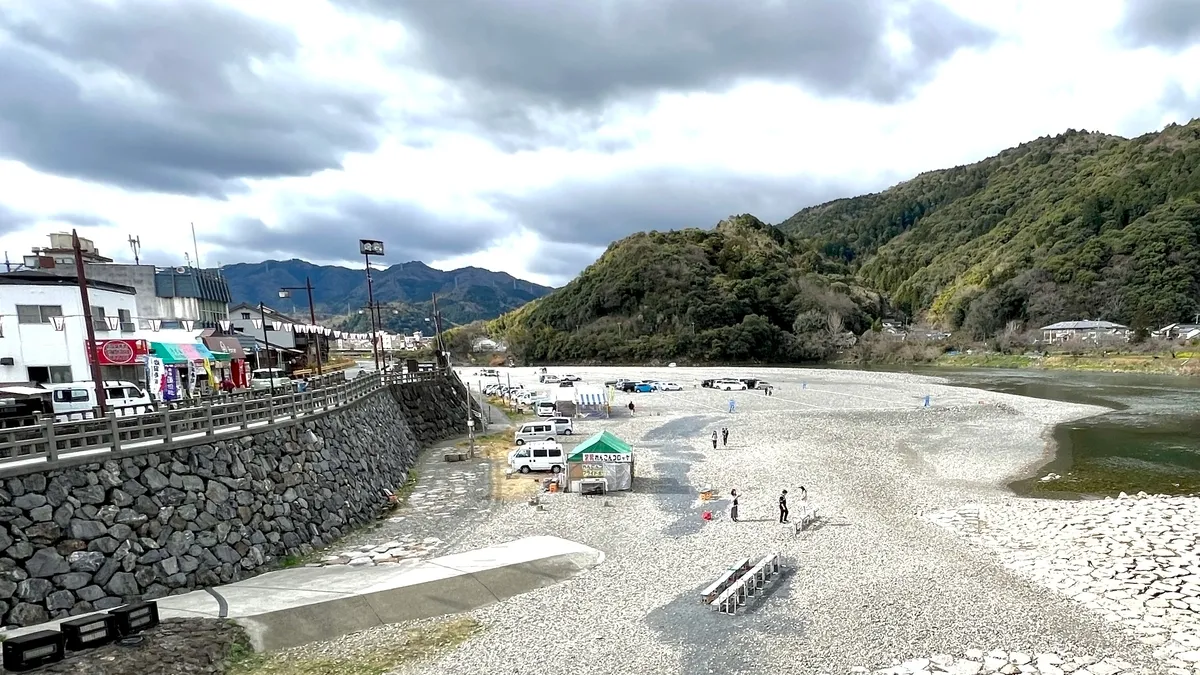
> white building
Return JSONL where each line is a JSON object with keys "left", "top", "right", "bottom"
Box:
{"left": 0, "top": 272, "right": 140, "bottom": 385}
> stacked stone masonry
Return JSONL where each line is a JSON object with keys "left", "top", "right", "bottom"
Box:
{"left": 0, "top": 375, "right": 473, "bottom": 627}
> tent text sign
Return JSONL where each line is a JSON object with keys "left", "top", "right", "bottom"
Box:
{"left": 579, "top": 452, "right": 631, "bottom": 463}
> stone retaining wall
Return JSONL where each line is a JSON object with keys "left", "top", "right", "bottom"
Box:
{"left": 0, "top": 375, "right": 473, "bottom": 628}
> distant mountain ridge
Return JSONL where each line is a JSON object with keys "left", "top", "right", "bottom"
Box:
{"left": 219, "top": 259, "right": 553, "bottom": 334}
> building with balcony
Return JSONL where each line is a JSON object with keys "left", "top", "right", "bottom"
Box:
{"left": 20, "top": 233, "right": 232, "bottom": 330}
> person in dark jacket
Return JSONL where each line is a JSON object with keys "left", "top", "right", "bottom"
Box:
{"left": 721, "top": 427, "right": 729, "bottom": 447}
{"left": 778, "top": 489, "right": 789, "bottom": 523}
{"left": 730, "top": 489, "right": 740, "bottom": 522}
{"left": 711, "top": 430, "right": 718, "bottom": 449}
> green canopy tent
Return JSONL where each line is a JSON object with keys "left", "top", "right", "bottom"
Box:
{"left": 565, "top": 430, "right": 634, "bottom": 493}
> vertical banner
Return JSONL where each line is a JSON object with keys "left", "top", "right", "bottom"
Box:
{"left": 146, "top": 357, "right": 165, "bottom": 400}
{"left": 187, "top": 360, "right": 198, "bottom": 397}
{"left": 164, "top": 367, "right": 180, "bottom": 401}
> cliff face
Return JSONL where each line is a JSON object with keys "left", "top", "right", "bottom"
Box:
{"left": 0, "top": 376, "right": 472, "bottom": 627}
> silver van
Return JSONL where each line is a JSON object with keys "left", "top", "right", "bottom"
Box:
{"left": 548, "top": 417, "right": 574, "bottom": 436}
{"left": 514, "top": 421, "right": 558, "bottom": 445}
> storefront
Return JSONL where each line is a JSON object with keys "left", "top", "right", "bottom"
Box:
{"left": 87, "top": 339, "right": 150, "bottom": 385}
{"left": 565, "top": 430, "right": 635, "bottom": 493}
{"left": 146, "top": 341, "right": 217, "bottom": 401}
{"left": 201, "top": 335, "right": 250, "bottom": 389}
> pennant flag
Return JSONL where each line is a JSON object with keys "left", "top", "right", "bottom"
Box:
{"left": 252, "top": 319, "right": 263, "bottom": 330}
{"left": 51, "top": 316, "right": 66, "bottom": 331}
{"left": 105, "top": 316, "right": 120, "bottom": 331}
{"left": 181, "top": 320, "right": 195, "bottom": 331}
{"left": 271, "top": 321, "right": 283, "bottom": 331}
{"left": 149, "top": 319, "right": 162, "bottom": 332}
{"left": 219, "top": 320, "right": 231, "bottom": 332}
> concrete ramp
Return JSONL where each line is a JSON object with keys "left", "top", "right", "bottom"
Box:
{"left": 155, "top": 535, "right": 603, "bottom": 651}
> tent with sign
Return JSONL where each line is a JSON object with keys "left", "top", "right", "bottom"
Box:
{"left": 573, "top": 385, "right": 610, "bottom": 418}
{"left": 565, "top": 430, "right": 634, "bottom": 493}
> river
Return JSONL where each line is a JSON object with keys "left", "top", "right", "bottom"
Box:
{"left": 910, "top": 367, "right": 1200, "bottom": 498}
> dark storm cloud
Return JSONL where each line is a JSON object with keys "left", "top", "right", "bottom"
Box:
{"left": 341, "top": 0, "right": 994, "bottom": 114}
{"left": 0, "top": 205, "right": 35, "bottom": 235}
{"left": 200, "top": 196, "right": 519, "bottom": 264}
{"left": 1117, "top": 0, "right": 1200, "bottom": 51}
{"left": 486, "top": 170, "right": 856, "bottom": 248}
{"left": 0, "top": 0, "right": 383, "bottom": 198}
{"left": 526, "top": 241, "right": 608, "bottom": 282}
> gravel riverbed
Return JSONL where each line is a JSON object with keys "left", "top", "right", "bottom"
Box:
{"left": 370, "top": 367, "right": 1173, "bottom": 674}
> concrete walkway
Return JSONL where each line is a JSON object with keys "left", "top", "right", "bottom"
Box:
{"left": 3, "top": 536, "right": 604, "bottom": 652}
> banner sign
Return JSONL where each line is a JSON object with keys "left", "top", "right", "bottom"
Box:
{"left": 146, "top": 357, "right": 165, "bottom": 400}
{"left": 579, "top": 453, "right": 631, "bottom": 463}
{"left": 164, "top": 367, "right": 180, "bottom": 401}
{"left": 89, "top": 339, "right": 149, "bottom": 366}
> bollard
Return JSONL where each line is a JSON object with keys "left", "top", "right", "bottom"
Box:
{"left": 923, "top": 394, "right": 931, "bottom": 407}
{"left": 802, "top": 382, "right": 806, "bottom": 389}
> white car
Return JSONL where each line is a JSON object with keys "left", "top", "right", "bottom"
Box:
{"left": 658, "top": 382, "right": 682, "bottom": 391}
{"left": 714, "top": 379, "right": 747, "bottom": 391}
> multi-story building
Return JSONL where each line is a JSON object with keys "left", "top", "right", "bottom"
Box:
{"left": 21, "top": 233, "right": 232, "bottom": 330}
{"left": 0, "top": 272, "right": 141, "bottom": 385}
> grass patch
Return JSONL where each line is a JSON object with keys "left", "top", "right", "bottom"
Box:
{"left": 278, "top": 554, "right": 307, "bottom": 569}
{"left": 227, "top": 617, "right": 483, "bottom": 675}
{"left": 394, "top": 469, "right": 420, "bottom": 505}
{"left": 465, "top": 431, "right": 541, "bottom": 501}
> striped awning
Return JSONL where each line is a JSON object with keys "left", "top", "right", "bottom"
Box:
{"left": 575, "top": 388, "right": 607, "bottom": 407}
{"left": 149, "top": 341, "right": 216, "bottom": 365}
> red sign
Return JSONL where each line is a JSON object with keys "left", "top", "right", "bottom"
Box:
{"left": 89, "top": 339, "right": 148, "bottom": 366}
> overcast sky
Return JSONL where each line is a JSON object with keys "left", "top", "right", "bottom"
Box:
{"left": 0, "top": 0, "right": 1197, "bottom": 286}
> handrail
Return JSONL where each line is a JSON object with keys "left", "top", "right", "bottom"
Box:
{"left": 0, "top": 369, "right": 449, "bottom": 473}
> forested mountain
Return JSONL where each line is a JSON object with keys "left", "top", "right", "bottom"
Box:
{"left": 780, "top": 120, "right": 1200, "bottom": 336}
{"left": 219, "top": 259, "right": 552, "bottom": 334}
{"left": 489, "top": 215, "right": 885, "bottom": 363}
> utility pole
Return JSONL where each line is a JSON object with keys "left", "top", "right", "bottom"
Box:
{"left": 278, "top": 277, "right": 322, "bottom": 377}
{"left": 73, "top": 230, "right": 108, "bottom": 415}
{"left": 258, "top": 303, "right": 276, "bottom": 390}
{"left": 190, "top": 222, "right": 201, "bottom": 269}
{"left": 127, "top": 235, "right": 141, "bottom": 265}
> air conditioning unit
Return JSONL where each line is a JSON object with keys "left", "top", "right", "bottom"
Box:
{"left": 0, "top": 357, "right": 14, "bottom": 366}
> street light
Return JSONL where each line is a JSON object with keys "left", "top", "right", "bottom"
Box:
{"left": 359, "top": 239, "right": 384, "bottom": 371}
{"left": 278, "top": 277, "right": 322, "bottom": 377}
{"left": 359, "top": 303, "right": 398, "bottom": 370}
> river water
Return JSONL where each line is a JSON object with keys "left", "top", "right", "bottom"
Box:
{"left": 915, "top": 368, "right": 1200, "bottom": 498}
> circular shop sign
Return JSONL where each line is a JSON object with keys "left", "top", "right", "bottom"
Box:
{"left": 102, "top": 340, "right": 136, "bottom": 364}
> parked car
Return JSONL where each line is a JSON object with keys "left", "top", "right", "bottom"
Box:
{"left": 535, "top": 401, "right": 556, "bottom": 417}
{"left": 658, "top": 382, "right": 682, "bottom": 391}
{"left": 508, "top": 440, "right": 566, "bottom": 474}
{"left": 700, "top": 379, "right": 715, "bottom": 389}
{"left": 250, "top": 368, "right": 296, "bottom": 393}
{"left": 713, "top": 378, "right": 747, "bottom": 391}
{"left": 548, "top": 417, "right": 574, "bottom": 435}
{"left": 50, "top": 380, "right": 152, "bottom": 420}
{"left": 619, "top": 381, "right": 640, "bottom": 392}
{"left": 540, "top": 374, "right": 560, "bottom": 383}
{"left": 633, "top": 382, "right": 654, "bottom": 393}
{"left": 558, "top": 380, "right": 575, "bottom": 388}
{"left": 754, "top": 381, "right": 772, "bottom": 390}
{"left": 561, "top": 374, "right": 582, "bottom": 382}
{"left": 739, "top": 378, "right": 759, "bottom": 390}
{"left": 514, "top": 421, "right": 558, "bottom": 445}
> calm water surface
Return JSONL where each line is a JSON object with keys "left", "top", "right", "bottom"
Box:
{"left": 919, "top": 368, "right": 1200, "bottom": 498}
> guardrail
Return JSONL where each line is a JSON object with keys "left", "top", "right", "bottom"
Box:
{"left": 0, "top": 370, "right": 445, "bottom": 472}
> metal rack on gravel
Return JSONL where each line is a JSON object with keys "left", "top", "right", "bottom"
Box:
{"left": 702, "top": 552, "right": 782, "bottom": 615}
{"left": 792, "top": 503, "right": 821, "bottom": 535}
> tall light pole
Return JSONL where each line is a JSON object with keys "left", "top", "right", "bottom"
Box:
{"left": 257, "top": 303, "right": 276, "bottom": 391}
{"left": 279, "top": 277, "right": 322, "bottom": 377}
{"left": 359, "top": 239, "right": 384, "bottom": 371}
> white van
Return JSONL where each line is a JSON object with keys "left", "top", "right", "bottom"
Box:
{"left": 514, "top": 421, "right": 558, "bottom": 445}
{"left": 535, "top": 401, "right": 556, "bottom": 417}
{"left": 250, "top": 368, "right": 293, "bottom": 392}
{"left": 508, "top": 440, "right": 566, "bottom": 474}
{"left": 548, "top": 417, "right": 574, "bottom": 435}
{"left": 50, "top": 381, "right": 153, "bottom": 420}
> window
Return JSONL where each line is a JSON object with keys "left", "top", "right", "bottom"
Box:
{"left": 118, "top": 309, "right": 134, "bottom": 332}
{"left": 548, "top": 448, "right": 562, "bottom": 458}
{"left": 241, "top": 312, "right": 251, "bottom": 320}
{"left": 49, "top": 366, "right": 73, "bottom": 383}
{"left": 16, "top": 305, "right": 62, "bottom": 324}
{"left": 92, "top": 305, "right": 107, "bottom": 331}
{"left": 533, "top": 448, "right": 548, "bottom": 458}
{"left": 52, "top": 388, "right": 90, "bottom": 403}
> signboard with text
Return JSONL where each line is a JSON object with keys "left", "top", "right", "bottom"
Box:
{"left": 579, "top": 452, "right": 631, "bottom": 463}
{"left": 88, "top": 339, "right": 148, "bottom": 366}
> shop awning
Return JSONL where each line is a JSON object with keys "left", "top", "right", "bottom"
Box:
{"left": 567, "top": 430, "right": 633, "bottom": 463}
{"left": 149, "top": 341, "right": 216, "bottom": 365}
{"left": 202, "top": 336, "right": 245, "bottom": 360}
{"left": 574, "top": 386, "right": 607, "bottom": 407}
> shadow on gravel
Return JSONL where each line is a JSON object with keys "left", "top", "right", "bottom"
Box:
{"left": 646, "top": 569, "right": 802, "bottom": 673}
{"left": 642, "top": 415, "right": 721, "bottom": 537}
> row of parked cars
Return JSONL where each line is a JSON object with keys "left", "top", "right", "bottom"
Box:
{"left": 701, "top": 377, "right": 770, "bottom": 391}
{"left": 605, "top": 378, "right": 683, "bottom": 393}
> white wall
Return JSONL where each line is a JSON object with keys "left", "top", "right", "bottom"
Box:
{"left": 0, "top": 284, "right": 139, "bottom": 384}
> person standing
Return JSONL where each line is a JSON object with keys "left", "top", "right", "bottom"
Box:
{"left": 778, "top": 490, "right": 789, "bottom": 523}
{"left": 728, "top": 398, "right": 736, "bottom": 413}
{"left": 628, "top": 401, "right": 635, "bottom": 417}
{"left": 721, "top": 427, "right": 729, "bottom": 447}
{"left": 711, "top": 430, "right": 718, "bottom": 449}
{"left": 730, "top": 489, "right": 740, "bottom": 522}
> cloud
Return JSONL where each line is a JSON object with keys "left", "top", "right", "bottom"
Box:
{"left": 0, "top": 0, "right": 384, "bottom": 198}
{"left": 1116, "top": 0, "right": 1200, "bottom": 51}
{"left": 487, "top": 169, "right": 857, "bottom": 248}
{"left": 342, "top": 0, "right": 994, "bottom": 149}
{"left": 200, "top": 195, "right": 519, "bottom": 264}
{"left": 0, "top": 204, "right": 35, "bottom": 235}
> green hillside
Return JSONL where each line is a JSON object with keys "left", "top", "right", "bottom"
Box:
{"left": 489, "top": 215, "right": 884, "bottom": 363}
{"left": 780, "top": 120, "right": 1200, "bottom": 336}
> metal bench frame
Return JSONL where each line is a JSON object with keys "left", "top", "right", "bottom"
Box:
{"left": 711, "top": 552, "right": 781, "bottom": 615}
{"left": 792, "top": 504, "right": 820, "bottom": 534}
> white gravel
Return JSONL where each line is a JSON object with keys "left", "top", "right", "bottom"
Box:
{"left": 376, "top": 366, "right": 1159, "bottom": 674}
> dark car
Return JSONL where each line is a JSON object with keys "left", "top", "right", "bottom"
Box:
{"left": 619, "top": 381, "right": 639, "bottom": 392}
{"left": 700, "top": 379, "right": 715, "bottom": 388}
{"left": 739, "top": 378, "right": 759, "bottom": 390}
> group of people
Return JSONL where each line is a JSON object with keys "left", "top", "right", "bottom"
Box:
{"left": 710, "top": 427, "right": 729, "bottom": 448}
{"left": 725, "top": 486, "right": 807, "bottom": 523}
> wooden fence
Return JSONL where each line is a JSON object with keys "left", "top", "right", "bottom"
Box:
{"left": 0, "top": 370, "right": 445, "bottom": 472}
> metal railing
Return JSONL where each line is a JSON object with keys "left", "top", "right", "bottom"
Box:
{"left": 0, "top": 370, "right": 446, "bottom": 472}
